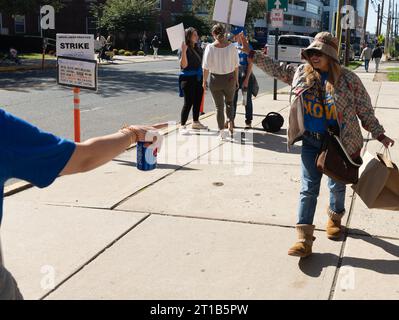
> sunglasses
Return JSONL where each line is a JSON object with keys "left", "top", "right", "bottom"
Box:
{"left": 306, "top": 49, "right": 324, "bottom": 57}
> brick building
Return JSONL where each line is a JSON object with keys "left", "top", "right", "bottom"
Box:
{"left": 0, "top": 0, "right": 188, "bottom": 45}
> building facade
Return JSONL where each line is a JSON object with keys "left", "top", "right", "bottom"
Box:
{"left": 0, "top": 0, "right": 186, "bottom": 39}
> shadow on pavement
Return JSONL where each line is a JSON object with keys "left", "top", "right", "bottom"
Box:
{"left": 298, "top": 228, "right": 399, "bottom": 277}
{"left": 113, "top": 159, "right": 199, "bottom": 171}
{"left": 0, "top": 68, "right": 178, "bottom": 96}
{"left": 250, "top": 131, "right": 301, "bottom": 154}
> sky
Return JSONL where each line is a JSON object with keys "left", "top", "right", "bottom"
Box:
{"left": 367, "top": 0, "right": 397, "bottom": 34}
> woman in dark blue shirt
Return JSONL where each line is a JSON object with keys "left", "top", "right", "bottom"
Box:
{"left": 0, "top": 109, "right": 165, "bottom": 299}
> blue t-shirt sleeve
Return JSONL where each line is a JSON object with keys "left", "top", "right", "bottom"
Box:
{"left": 0, "top": 109, "right": 76, "bottom": 188}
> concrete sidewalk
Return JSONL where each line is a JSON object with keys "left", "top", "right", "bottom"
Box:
{"left": 2, "top": 62, "right": 399, "bottom": 300}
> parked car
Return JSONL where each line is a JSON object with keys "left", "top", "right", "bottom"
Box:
{"left": 263, "top": 35, "right": 314, "bottom": 64}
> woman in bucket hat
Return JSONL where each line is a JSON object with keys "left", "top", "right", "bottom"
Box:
{"left": 240, "top": 32, "right": 394, "bottom": 258}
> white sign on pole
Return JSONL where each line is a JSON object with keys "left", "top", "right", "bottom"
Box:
{"left": 213, "top": 0, "right": 248, "bottom": 27}
{"left": 57, "top": 56, "right": 97, "bottom": 91}
{"left": 271, "top": 9, "right": 284, "bottom": 28}
{"left": 56, "top": 34, "right": 95, "bottom": 60}
{"left": 230, "top": 0, "right": 248, "bottom": 27}
{"left": 166, "top": 23, "right": 185, "bottom": 51}
{"left": 213, "top": 0, "right": 230, "bottom": 24}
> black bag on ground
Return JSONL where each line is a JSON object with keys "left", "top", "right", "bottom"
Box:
{"left": 262, "top": 112, "right": 284, "bottom": 133}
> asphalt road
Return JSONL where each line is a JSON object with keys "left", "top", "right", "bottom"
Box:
{"left": 0, "top": 59, "right": 287, "bottom": 141}
{"left": 1, "top": 59, "right": 287, "bottom": 187}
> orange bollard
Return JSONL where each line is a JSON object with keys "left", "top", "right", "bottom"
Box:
{"left": 200, "top": 91, "right": 205, "bottom": 114}
{"left": 73, "top": 87, "right": 81, "bottom": 142}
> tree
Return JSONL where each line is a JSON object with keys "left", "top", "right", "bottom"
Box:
{"left": 174, "top": 13, "right": 209, "bottom": 37}
{"left": 191, "top": 0, "right": 266, "bottom": 34}
{"left": 92, "top": 0, "right": 158, "bottom": 47}
{"left": 0, "top": 0, "right": 63, "bottom": 14}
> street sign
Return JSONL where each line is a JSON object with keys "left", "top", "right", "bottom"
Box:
{"left": 56, "top": 34, "right": 95, "bottom": 60}
{"left": 267, "top": 0, "right": 288, "bottom": 12}
{"left": 57, "top": 56, "right": 97, "bottom": 91}
{"left": 271, "top": 9, "right": 284, "bottom": 28}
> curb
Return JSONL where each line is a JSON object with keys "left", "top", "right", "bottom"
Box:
{"left": 3, "top": 87, "right": 288, "bottom": 197}
{"left": 4, "top": 181, "right": 33, "bottom": 197}
{"left": 0, "top": 64, "right": 57, "bottom": 73}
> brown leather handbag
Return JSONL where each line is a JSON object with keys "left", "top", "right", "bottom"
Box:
{"left": 315, "top": 85, "right": 362, "bottom": 185}
{"left": 316, "top": 129, "right": 363, "bottom": 184}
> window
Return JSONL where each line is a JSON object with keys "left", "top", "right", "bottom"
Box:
{"left": 183, "top": 0, "right": 192, "bottom": 11}
{"left": 155, "top": 0, "right": 161, "bottom": 9}
{"left": 306, "top": 3, "right": 320, "bottom": 15}
{"left": 14, "top": 15, "right": 26, "bottom": 34}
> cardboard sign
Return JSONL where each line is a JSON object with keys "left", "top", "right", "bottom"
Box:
{"left": 56, "top": 34, "right": 95, "bottom": 60}
{"left": 166, "top": 23, "right": 185, "bottom": 51}
{"left": 57, "top": 56, "right": 97, "bottom": 91}
{"left": 212, "top": 0, "right": 248, "bottom": 27}
{"left": 271, "top": 9, "right": 284, "bottom": 28}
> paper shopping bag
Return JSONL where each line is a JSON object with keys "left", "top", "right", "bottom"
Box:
{"left": 352, "top": 150, "right": 399, "bottom": 210}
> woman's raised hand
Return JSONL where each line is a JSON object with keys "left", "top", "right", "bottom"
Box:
{"left": 239, "top": 32, "right": 251, "bottom": 54}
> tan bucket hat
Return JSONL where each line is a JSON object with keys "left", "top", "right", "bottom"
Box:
{"left": 302, "top": 32, "right": 339, "bottom": 63}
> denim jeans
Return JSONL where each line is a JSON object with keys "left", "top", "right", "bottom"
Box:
{"left": 364, "top": 59, "right": 370, "bottom": 71}
{"left": 297, "top": 135, "right": 346, "bottom": 225}
{"left": 232, "top": 67, "right": 253, "bottom": 122}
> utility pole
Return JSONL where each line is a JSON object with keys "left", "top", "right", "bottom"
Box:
{"left": 336, "top": 0, "right": 345, "bottom": 59}
{"left": 363, "top": 0, "right": 370, "bottom": 45}
{"left": 377, "top": 4, "right": 381, "bottom": 36}
{"left": 344, "top": 1, "right": 351, "bottom": 66}
{"left": 380, "top": 0, "right": 385, "bottom": 39}
{"left": 385, "top": 0, "right": 391, "bottom": 57}
{"left": 396, "top": 2, "right": 398, "bottom": 37}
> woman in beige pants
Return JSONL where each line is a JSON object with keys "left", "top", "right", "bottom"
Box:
{"left": 202, "top": 24, "right": 239, "bottom": 139}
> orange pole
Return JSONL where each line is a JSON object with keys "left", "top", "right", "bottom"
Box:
{"left": 73, "top": 87, "right": 81, "bottom": 142}
{"left": 200, "top": 91, "right": 205, "bottom": 114}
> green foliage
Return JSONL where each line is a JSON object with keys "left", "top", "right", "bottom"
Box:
{"left": 0, "top": 0, "right": 63, "bottom": 14}
{"left": 124, "top": 51, "right": 132, "bottom": 56}
{"left": 377, "top": 34, "right": 385, "bottom": 45}
{"left": 91, "top": 0, "right": 157, "bottom": 34}
{"left": 113, "top": 48, "right": 118, "bottom": 54}
{"left": 174, "top": 13, "right": 210, "bottom": 37}
{"left": 118, "top": 49, "right": 125, "bottom": 55}
{"left": 137, "top": 51, "right": 145, "bottom": 56}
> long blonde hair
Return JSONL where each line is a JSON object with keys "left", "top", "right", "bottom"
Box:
{"left": 303, "top": 57, "right": 342, "bottom": 94}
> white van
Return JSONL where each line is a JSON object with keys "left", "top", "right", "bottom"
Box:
{"left": 264, "top": 35, "right": 314, "bottom": 64}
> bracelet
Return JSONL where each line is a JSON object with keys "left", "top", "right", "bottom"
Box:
{"left": 119, "top": 125, "right": 138, "bottom": 147}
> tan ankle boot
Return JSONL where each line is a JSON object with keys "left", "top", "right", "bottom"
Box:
{"left": 326, "top": 208, "right": 345, "bottom": 240}
{"left": 288, "top": 224, "right": 316, "bottom": 258}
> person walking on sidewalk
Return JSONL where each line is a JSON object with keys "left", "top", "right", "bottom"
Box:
{"left": 240, "top": 32, "right": 395, "bottom": 258}
{"left": 372, "top": 43, "right": 383, "bottom": 73}
{"left": 231, "top": 26, "right": 255, "bottom": 129}
{"left": 151, "top": 35, "right": 161, "bottom": 59}
{"left": 202, "top": 24, "right": 239, "bottom": 139}
{"left": 360, "top": 43, "right": 372, "bottom": 72}
{"left": 0, "top": 108, "right": 166, "bottom": 299}
{"left": 179, "top": 27, "right": 208, "bottom": 133}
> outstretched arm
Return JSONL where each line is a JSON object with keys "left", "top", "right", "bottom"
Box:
{"left": 61, "top": 124, "right": 167, "bottom": 175}
{"left": 239, "top": 33, "right": 296, "bottom": 86}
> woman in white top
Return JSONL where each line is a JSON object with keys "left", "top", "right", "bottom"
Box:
{"left": 202, "top": 24, "right": 239, "bottom": 139}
